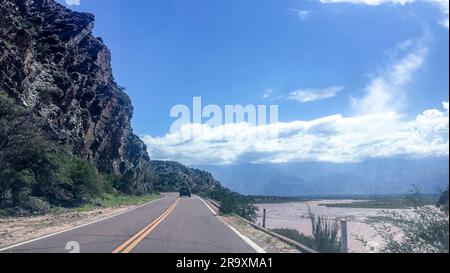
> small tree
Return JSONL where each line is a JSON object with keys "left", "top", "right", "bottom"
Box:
{"left": 362, "top": 191, "right": 449, "bottom": 253}
{"left": 0, "top": 93, "right": 44, "bottom": 173}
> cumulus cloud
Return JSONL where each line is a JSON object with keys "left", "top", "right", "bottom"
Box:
{"left": 142, "top": 102, "right": 449, "bottom": 165}
{"left": 289, "top": 86, "right": 345, "bottom": 103}
{"left": 319, "top": 0, "right": 449, "bottom": 29}
{"left": 351, "top": 39, "right": 428, "bottom": 114}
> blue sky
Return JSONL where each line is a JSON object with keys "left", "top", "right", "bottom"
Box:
{"left": 59, "top": 0, "right": 449, "bottom": 165}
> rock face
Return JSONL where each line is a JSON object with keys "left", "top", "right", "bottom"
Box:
{"left": 0, "top": 0, "right": 151, "bottom": 193}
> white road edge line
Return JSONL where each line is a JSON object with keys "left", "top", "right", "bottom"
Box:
{"left": 225, "top": 223, "right": 266, "bottom": 254}
{"left": 195, "top": 195, "right": 217, "bottom": 215}
{"left": 195, "top": 196, "right": 266, "bottom": 254}
{"left": 0, "top": 195, "right": 164, "bottom": 252}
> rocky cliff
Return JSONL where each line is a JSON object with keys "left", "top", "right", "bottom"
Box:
{"left": 0, "top": 0, "right": 151, "bottom": 193}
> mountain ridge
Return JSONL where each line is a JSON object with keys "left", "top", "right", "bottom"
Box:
{"left": 193, "top": 157, "right": 450, "bottom": 196}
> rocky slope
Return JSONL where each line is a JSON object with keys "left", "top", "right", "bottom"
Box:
{"left": 150, "top": 161, "right": 223, "bottom": 194}
{"left": 0, "top": 0, "right": 151, "bottom": 193}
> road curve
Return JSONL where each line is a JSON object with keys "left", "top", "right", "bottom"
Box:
{"left": 0, "top": 193, "right": 257, "bottom": 253}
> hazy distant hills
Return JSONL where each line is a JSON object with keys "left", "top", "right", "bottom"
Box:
{"left": 192, "top": 157, "right": 449, "bottom": 196}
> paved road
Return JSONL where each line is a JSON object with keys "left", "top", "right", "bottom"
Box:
{"left": 0, "top": 193, "right": 257, "bottom": 253}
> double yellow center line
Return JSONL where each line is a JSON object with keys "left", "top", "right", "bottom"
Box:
{"left": 113, "top": 198, "right": 181, "bottom": 253}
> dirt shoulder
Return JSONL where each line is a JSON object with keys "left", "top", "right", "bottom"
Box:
{"left": 219, "top": 215, "right": 299, "bottom": 253}
{"left": 0, "top": 196, "right": 161, "bottom": 249}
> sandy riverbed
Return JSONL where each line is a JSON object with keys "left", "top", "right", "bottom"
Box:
{"left": 256, "top": 200, "right": 407, "bottom": 253}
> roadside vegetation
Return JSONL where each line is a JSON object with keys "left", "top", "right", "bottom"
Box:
{"left": 50, "top": 194, "right": 160, "bottom": 214}
{"left": 0, "top": 93, "right": 156, "bottom": 217}
{"left": 270, "top": 208, "right": 341, "bottom": 253}
{"left": 205, "top": 187, "right": 258, "bottom": 222}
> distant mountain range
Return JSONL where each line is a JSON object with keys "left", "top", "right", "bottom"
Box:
{"left": 192, "top": 157, "right": 449, "bottom": 196}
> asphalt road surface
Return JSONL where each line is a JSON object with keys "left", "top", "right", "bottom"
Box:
{"left": 0, "top": 193, "right": 258, "bottom": 253}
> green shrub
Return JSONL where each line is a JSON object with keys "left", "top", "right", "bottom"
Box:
{"left": 362, "top": 190, "right": 449, "bottom": 253}
{"left": 207, "top": 188, "right": 258, "bottom": 222}
{"left": 308, "top": 207, "right": 341, "bottom": 253}
{"left": 23, "top": 197, "right": 51, "bottom": 214}
{"left": 1, "top": 168, "right": 36, "bottom": 207}
{"left": 68, "top": 158, "right": 102, "bottom": 203}
{"left": 0, "top": 93, "right": 128, "bottom": 214}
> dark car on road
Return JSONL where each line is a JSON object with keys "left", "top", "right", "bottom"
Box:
{"left": 179, "top": 187, "right": 192, "bottom": 198}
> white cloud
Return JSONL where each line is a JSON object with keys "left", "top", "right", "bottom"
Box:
{"left": 142, "top": 38, "right": 446, "bottom": 166}
{"left": 351, "top": 39, "right": 428, "bottom": 114}
{"left": 263, "top": 88, "right": 275, "bottom": 99}
{"left": 319, "top": 0, "right": 449, "bottom": 29}
{"left": 427, "top": 0, "right": 449, "bottom": 28}
{"left": 289, "top": 8, "right": 313, "bottom": 20}
{"left": 65, "top": 0, "right": 80, "bottom": 5}
{"left": 289, "top": 86, "right": 345, "bottom": 103}
{"left": 262, "top": 88, "right": 287, "bottom": 101}
{"left": 142, "top": 102, "right": 449, "bottom": 165}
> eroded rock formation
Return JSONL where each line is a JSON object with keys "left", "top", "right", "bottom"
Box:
{"left": 0, "top": 0, "right": 152, "bottom": 194}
